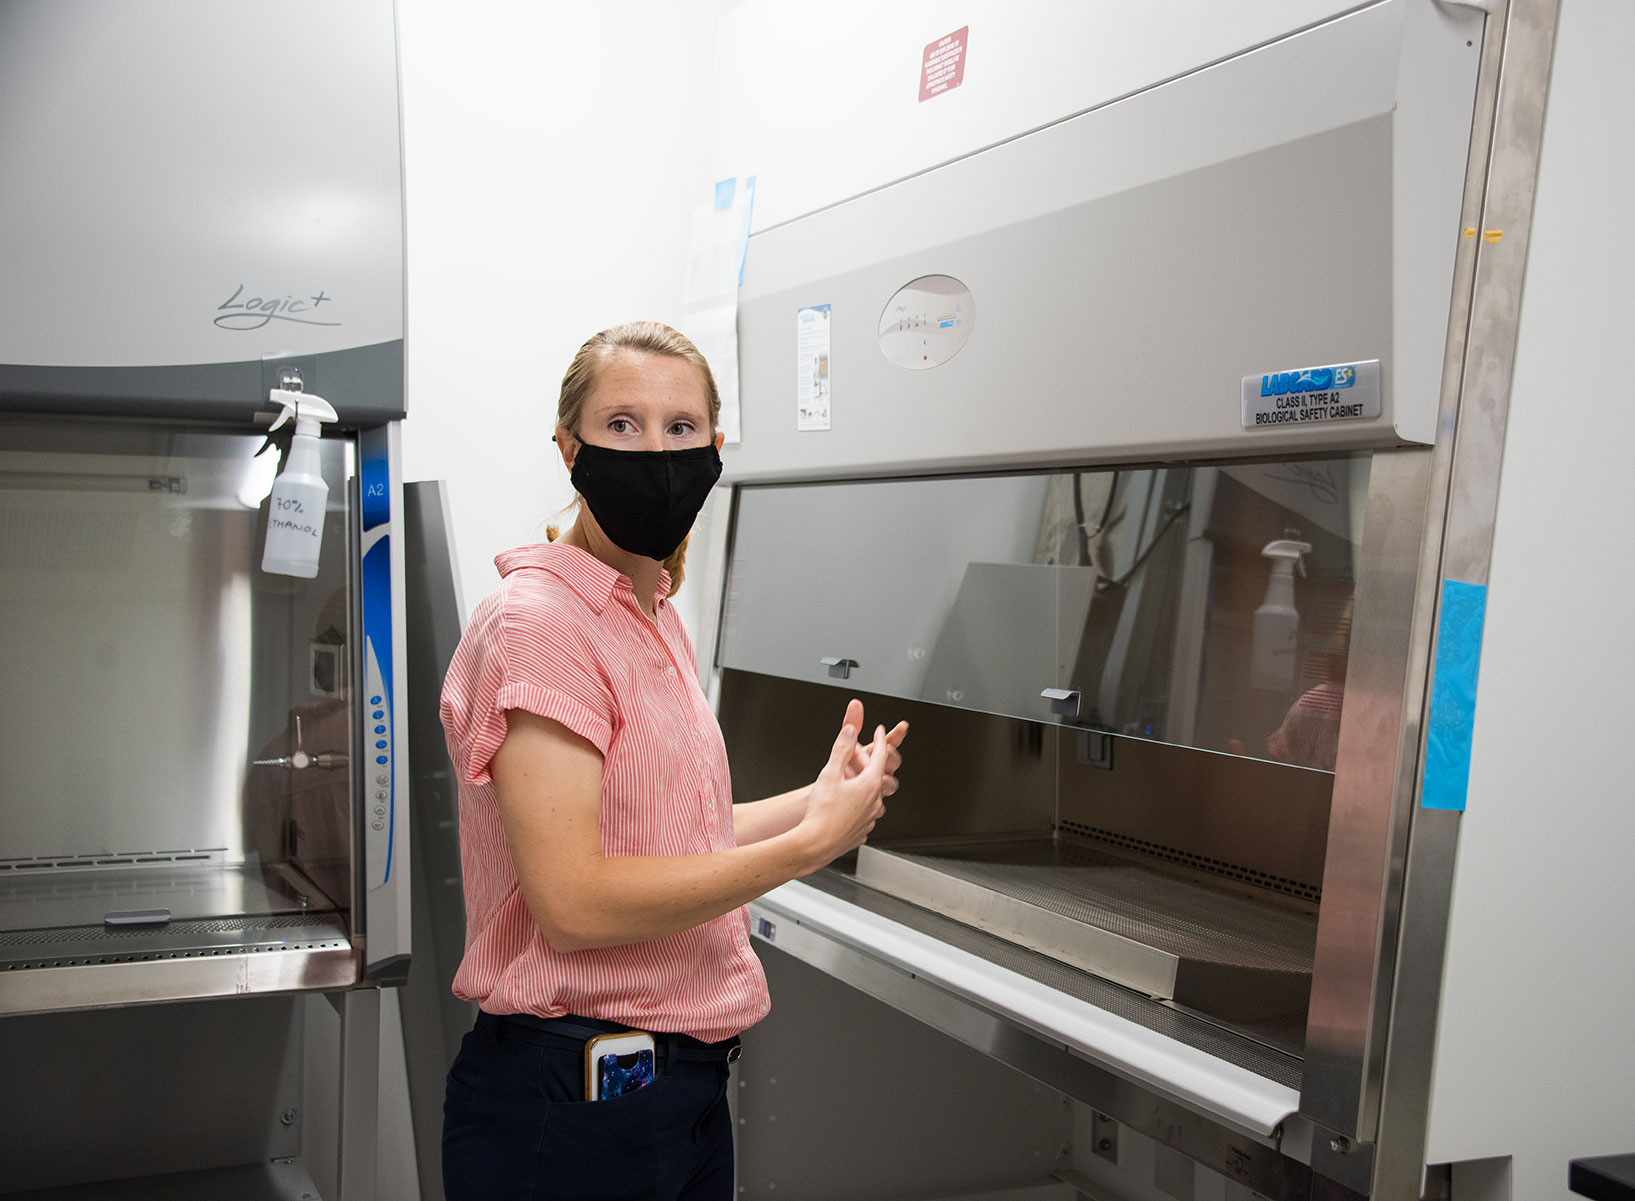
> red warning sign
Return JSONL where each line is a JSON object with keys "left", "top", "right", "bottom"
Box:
{"left": 919, "top": 26, "right": 968, "bottom": 103}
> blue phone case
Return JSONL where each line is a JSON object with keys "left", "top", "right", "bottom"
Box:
{"left": 597, "top": 1048, "right": 655, "bottom": 1100}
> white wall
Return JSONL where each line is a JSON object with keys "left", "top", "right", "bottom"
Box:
{"left": 383, "top": 8, "right": 740, "bottom": 1195}
{"left": 707, "top": 0, "right": 1356, "bottom": 234}
{"left": 1424, "top": 0, "right": 1635, "bottom": 1196}
{"left": 398, "top": 0, "right": 739, "bottom": 631}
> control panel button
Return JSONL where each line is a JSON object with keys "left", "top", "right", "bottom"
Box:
{"left": 376, "top": 755, "right": 388, "bottom": 765}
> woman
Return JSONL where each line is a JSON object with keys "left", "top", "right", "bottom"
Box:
{"left": 439, "top": 321, "right": 907, "bottom": 1200}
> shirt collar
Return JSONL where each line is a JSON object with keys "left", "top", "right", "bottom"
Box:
{"left": 494, "top": 542, "right": 670, "bottom": 615}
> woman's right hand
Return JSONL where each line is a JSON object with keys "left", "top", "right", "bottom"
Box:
{"left": 793, "top": 720, "right": 890, "bottom": 873}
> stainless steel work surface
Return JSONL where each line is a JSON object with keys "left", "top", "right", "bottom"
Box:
{"left": 0, "top": 861, "right": 330, "bottom": 931}
{"left": 856, "top": 837, "right": 1315, "bottom": 1027}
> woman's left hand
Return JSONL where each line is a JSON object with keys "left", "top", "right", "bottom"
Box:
{"left": 838, "top": 698, "right": 908, "bottom": 798}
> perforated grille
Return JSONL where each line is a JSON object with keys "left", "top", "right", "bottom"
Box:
{"left": 0, "top": 849, "right": 226, "bottom": 872}
{"left": 0, "top": 913, "right": 339, "bottom": 948}
{"left": 1060, "top": 820, "right": 1322, "bottom": 904}
{"left": 1, "top": 939, "right": 350, "bottom": 972}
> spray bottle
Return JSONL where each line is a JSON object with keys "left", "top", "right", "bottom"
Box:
{"left": 261, "top": 387, "right": 339, "bottom": 578}
{"left": 1250, "top": 537, "right": 1312, "bottom": 691}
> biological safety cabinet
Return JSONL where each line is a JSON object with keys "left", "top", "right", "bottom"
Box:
{"left": 704, "top": 1, "right": 1635, "bottom": 1198}
{"left": 0, "top": 3, "right": 409, "bottom": 1197}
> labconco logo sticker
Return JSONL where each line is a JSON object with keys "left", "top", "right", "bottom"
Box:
{"left": 1242, "top": 360, "right": 1380, "bottom": 429}
{"left": 1259, "top": 364, "right": 1357, "bottom": 397}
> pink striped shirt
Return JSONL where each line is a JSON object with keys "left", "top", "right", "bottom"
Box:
{"left": 439, "top": 542, "right": 770, "bottom": 1042}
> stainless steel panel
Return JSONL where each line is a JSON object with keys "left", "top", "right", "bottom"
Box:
{"left": 1372, "top": 1, "right": 1562, "bottom": 1195}
{"left": 0, "top": 943, "right": 355, "bottom": 1015}
{"left": 1300, "top": 448, "right": 1432, "bottom": 1143}
{"left": 857, "top": 840, "right": 1183, "bottom": 1001}
{"left": 1056, "top": 733, "right": 1333, "bottom": 906}
{"left": 858, "top": 837, "right": 1315, "bottom": 1026}
{"left": 1302, "top": 0, "right": 1559, "bottom": 1167}
{"left": 0, "top": 417, "right": 355, "bottom": 873}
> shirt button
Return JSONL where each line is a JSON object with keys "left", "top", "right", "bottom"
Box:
{"left": 664, "top": 665, "right": 677, "bottom": 678}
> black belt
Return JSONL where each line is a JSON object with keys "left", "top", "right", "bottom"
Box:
{"left": 480, "top": 1009, "right": 743, "bottom": 1064}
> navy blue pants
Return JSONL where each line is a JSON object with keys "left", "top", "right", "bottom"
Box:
{"left": 443, "top": 1011, "right": 738, "bottom": 1201}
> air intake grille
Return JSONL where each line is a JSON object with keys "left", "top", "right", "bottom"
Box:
{"left": 2, "top": 939, "right": 350, "bottom": 972}
{"left": 1060, "top": 820, "right": 1322, "bottom": 904}
{"left": 0, "top": 914, "right": 340, "bottom": 948}
{"left": 0, "top": 849, "right": 225, "bottom": 872}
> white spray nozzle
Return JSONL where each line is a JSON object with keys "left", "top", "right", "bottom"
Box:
{"left": 267, "top": 388, "right": 340, "bottom": 436}
{"left": 1261, "top": 539, "right": 1312, "bottom": 576}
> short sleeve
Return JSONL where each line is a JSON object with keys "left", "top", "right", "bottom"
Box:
{"left": 439, "top": 582, "right": 615, "bottom": 787}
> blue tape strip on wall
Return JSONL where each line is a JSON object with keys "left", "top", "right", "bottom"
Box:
{"left": 1421, "top": 579, "right": 1488, "bottom": 811}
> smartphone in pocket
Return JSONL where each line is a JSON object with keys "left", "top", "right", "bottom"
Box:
{"left": 584, "top": 1030, "right": 656, "bottom": 1101}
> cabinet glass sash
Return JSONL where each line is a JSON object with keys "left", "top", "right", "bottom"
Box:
{"left": 719, "top": 456, "right": 1369, "bottom": 770}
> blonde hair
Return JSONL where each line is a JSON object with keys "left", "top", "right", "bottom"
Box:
{"left": 546, "top": 322, "right": 721, "bottom": 596}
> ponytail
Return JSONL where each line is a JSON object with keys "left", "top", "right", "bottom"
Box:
{"left": 661, "top": 533, "right": 689, "bottom": 598}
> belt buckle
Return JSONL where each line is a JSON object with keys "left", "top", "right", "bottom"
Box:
{"left": 726, "top": 1044, "right": 742, "bottom": 1064}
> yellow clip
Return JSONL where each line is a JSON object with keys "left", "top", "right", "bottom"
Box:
{"left": 1464, "top": 227, "right": 1477, "bottom": 238}
{"left": 1483, "top": 229, "right": 1503, "bottom": 243}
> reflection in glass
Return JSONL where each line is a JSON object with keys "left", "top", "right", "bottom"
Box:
{"left": 720, "top": 455, "right": 1369, "bottom": 770}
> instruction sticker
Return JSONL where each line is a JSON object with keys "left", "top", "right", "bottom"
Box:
{"left": 797, "top": 304, "right": 831, "bottom": 431}
{"left": 1241, "top": 360, "right": 1381, "bottom": 429}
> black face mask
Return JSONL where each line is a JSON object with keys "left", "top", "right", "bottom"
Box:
{"left": 569, "top": 440, "right": 723, "bottom": 562}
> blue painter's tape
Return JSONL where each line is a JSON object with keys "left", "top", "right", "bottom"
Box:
{"left": 1422, "top": 579, "right": 1488, "bottom": 810}
{"left": 714, "top": 177, "right": 736, "bottom": 210}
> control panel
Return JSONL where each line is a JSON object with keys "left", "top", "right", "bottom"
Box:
{"left": 877, "top": 274, "right": 975, "bottom": 370}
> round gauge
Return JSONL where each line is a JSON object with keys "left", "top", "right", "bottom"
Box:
{"left": 877, "top": 275, "right": 974, "bottom": 370}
